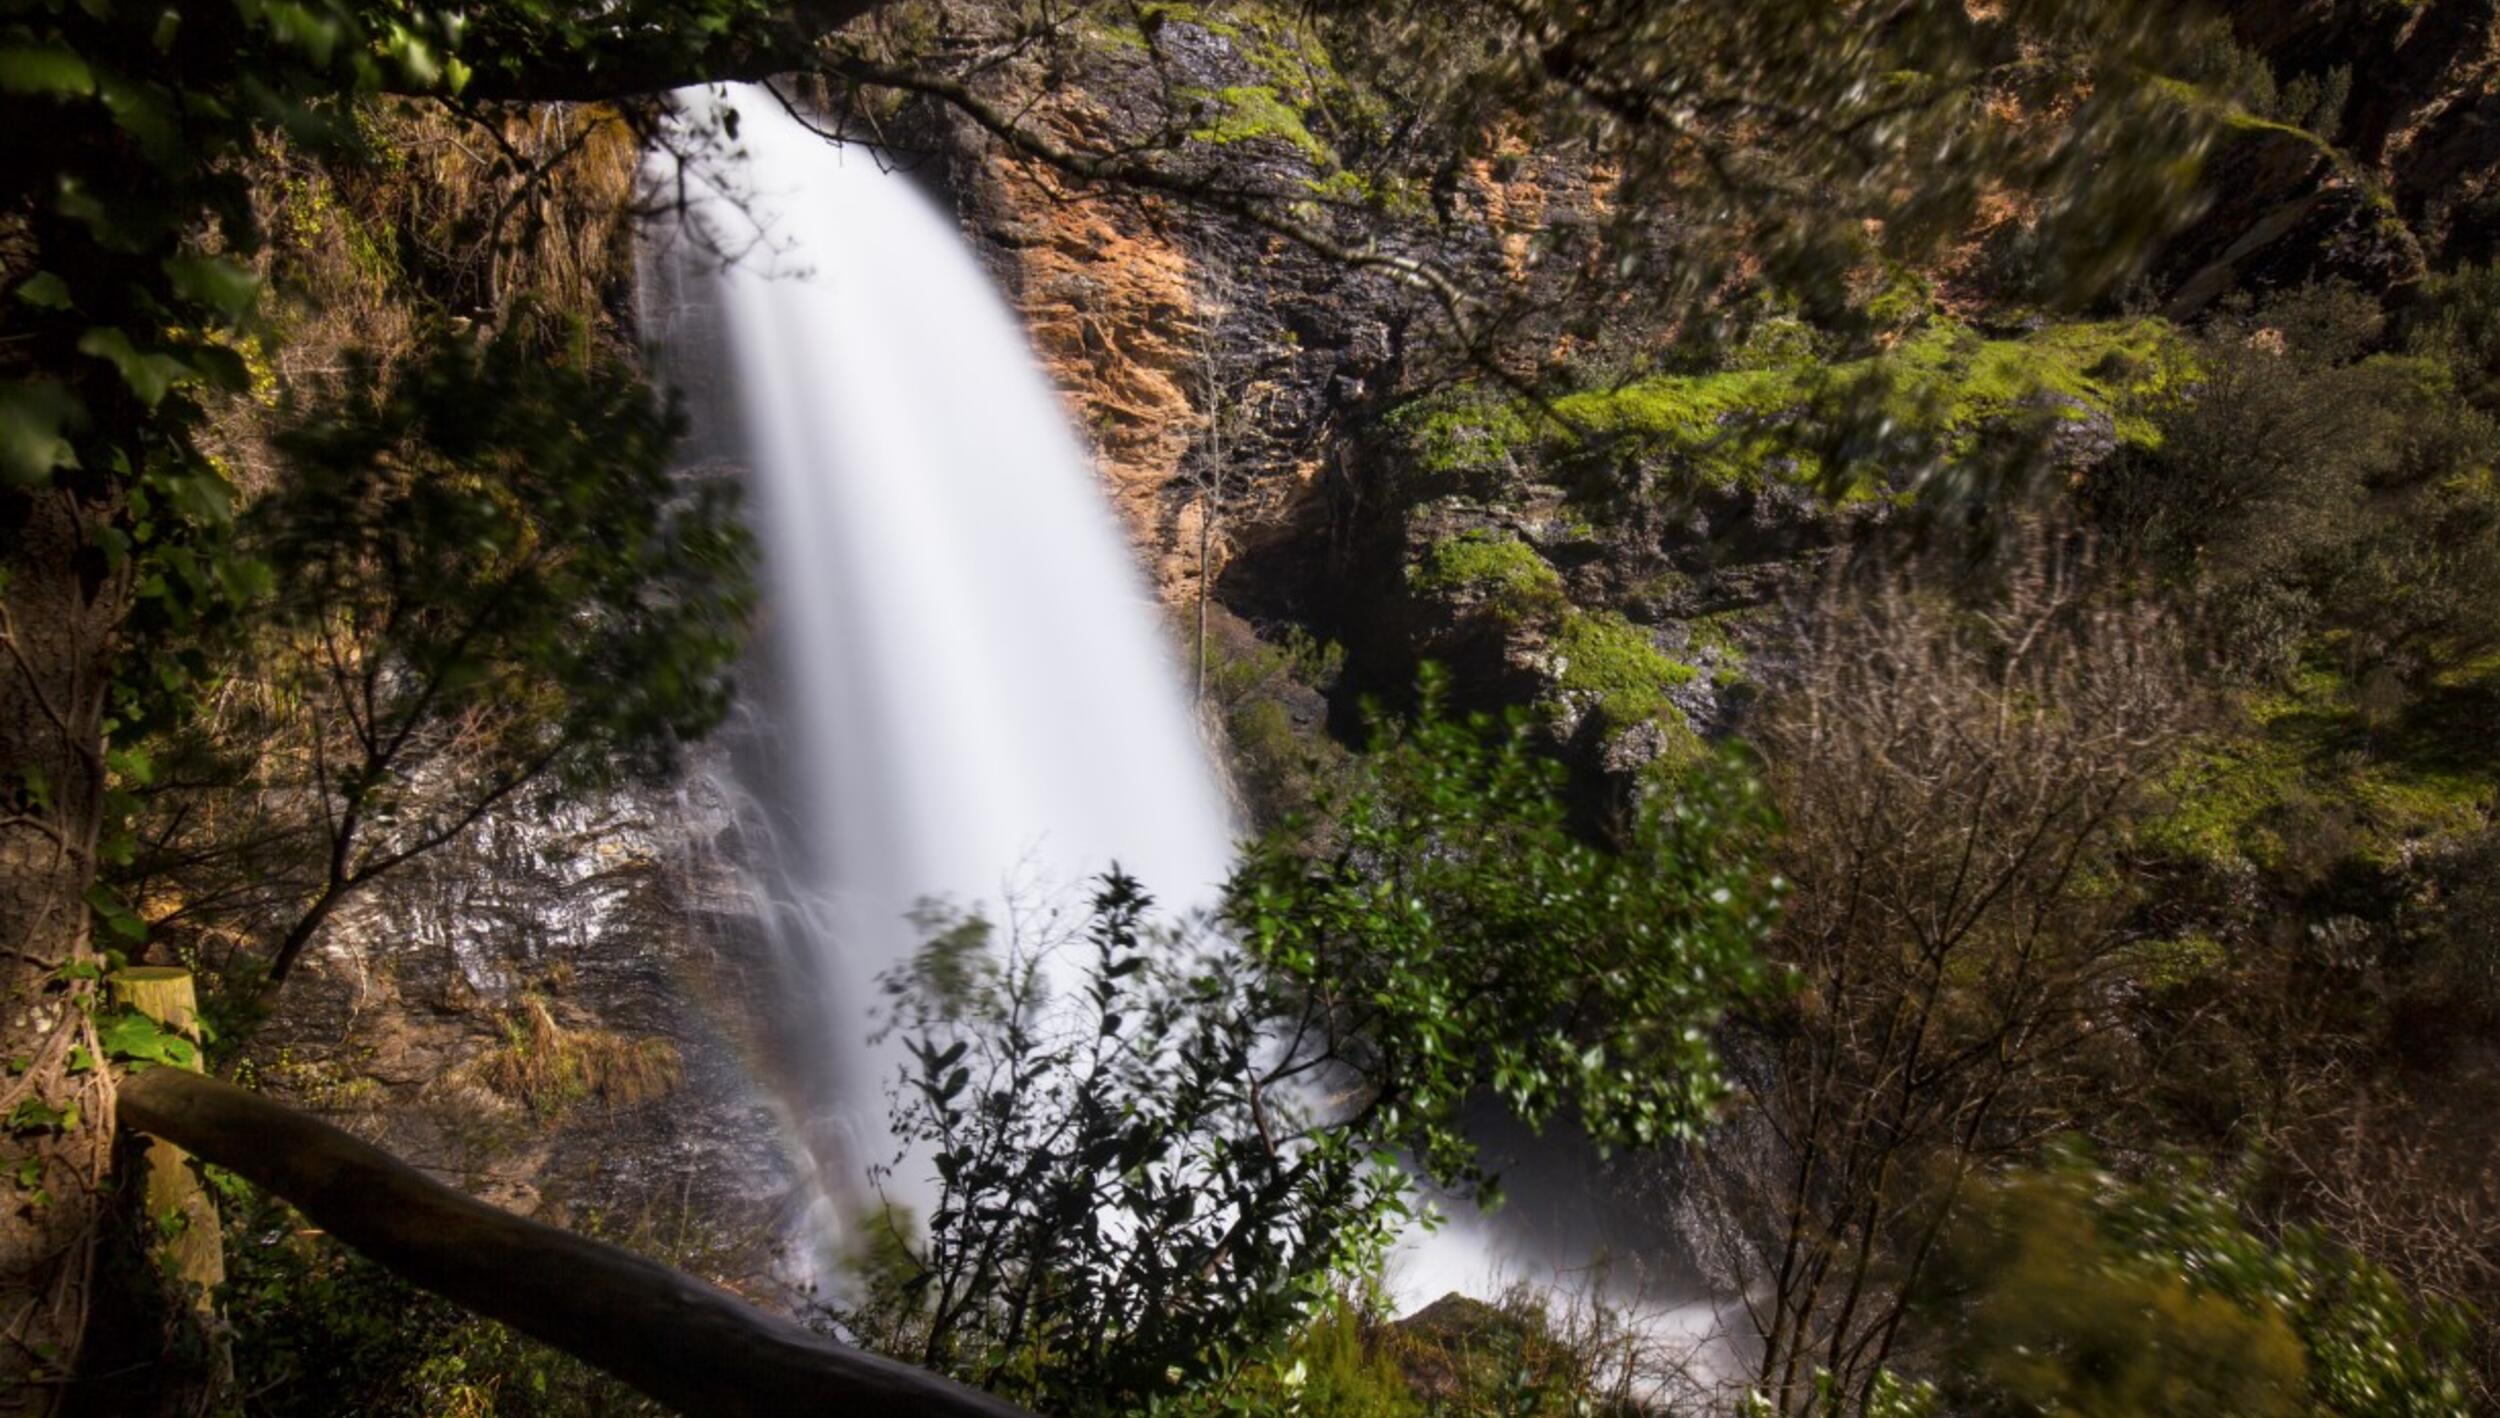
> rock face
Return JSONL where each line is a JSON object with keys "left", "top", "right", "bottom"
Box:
{"left": 244, "top": 764, "right": 797, "bottom": 1274}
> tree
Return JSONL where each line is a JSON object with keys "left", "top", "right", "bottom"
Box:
{"left": 1701, "top": 525, "right": 2190, "bottom": 1416}
{"left": 116, "top": 325, "right": 747, "bottom": 991}
{"left": 2088, "top": 283, "right": 2500, "bottom": 691}
{"left": 1229, "top": 673, "right": 1785, "bottom": 1195}
{"left": 846, "top": 874, "right": 1405, "bottom": 1412}
{"left": 1182, "top": 258, "right": 1286, "bottom": 708}
{"left": 850, "top": 688, "right": 1781, "bottom": 1411}
{"left": 0, "top": 3, "right": 474, "bottom": 1393}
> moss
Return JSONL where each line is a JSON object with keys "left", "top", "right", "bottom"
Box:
{"left": 2129, "top": 932, "right": 2231, "bottom": 990}
{"left": 1184, "top": 83, "right": 1331, "bottom": 164}
{"left": 1414, "top": 317, "right": 2191, "bottom": 501}
{"left": 1689, "top": 612, "right": 1753, "bottom": 690}
{"left": 1408, "top": 529, "right": 1567, "bottom": 624}
{"left": 1385, "top": 386, "right": 1541, "bottom": 489}
{"left": 1380, "top": 314, "right": 2198, "bottom": 556}
{"left": 2146, "top": 73, "right": 2344, "bottom": 158}
{"left": 2140, "top": 656, "right": 2500, "bottom": 873}
{"left": 1881, "top": 317, "right": 2191, "bottom": 447}
{"left": 1550, "top": 609, "right": 1696, "bottom": 730}
{"left": 1862, "top": 266, "right": 1934, "bottom": 332}
{"left": 468, "top": 998, "right": 683, "bottom": 1116}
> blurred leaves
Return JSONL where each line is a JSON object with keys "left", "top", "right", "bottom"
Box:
{"left": 1229, "top": 667, "right": 1786, "bottom": 1197}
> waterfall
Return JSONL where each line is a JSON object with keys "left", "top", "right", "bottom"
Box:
{"left": 639, "top": 85, "right": 1738, "bottom": 1384}
{"left": 639, "top": 85, "right": 1237, "bottom": 1258}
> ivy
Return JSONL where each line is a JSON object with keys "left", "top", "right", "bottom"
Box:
{"left": 96, "top": 1009, "right": 200, "bottom": 1073}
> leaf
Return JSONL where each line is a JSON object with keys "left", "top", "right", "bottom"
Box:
{"left": 97, "top": 1009, "right": 199, "bottom": 1071}
{"left": 0, "top": 382, "right": 84, "bottom": 485}
{"left": 78, "top": 328, "right": 193, "bottom": 409}
{"left": 164, "top": 256, "right": 262, "bottom": 322}
{"left": 83, "top": 883, "right": 146, "bottom": 942}
{"left": 13, "top": 273, "right": 71, "bottom": 310}
{"left": 0, "top": 48, "right": 95, "bottom": 97}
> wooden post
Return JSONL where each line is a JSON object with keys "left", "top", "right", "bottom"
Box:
{"left": 108, "top": 968, "right": 225, "bottom": 1313}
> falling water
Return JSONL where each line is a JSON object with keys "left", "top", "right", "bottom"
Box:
{"left": 640, "top": 85, "right": 1237, "bottom": 1256}
{"left": 640, "top": 84, "right": 1740, "bottom": 1384}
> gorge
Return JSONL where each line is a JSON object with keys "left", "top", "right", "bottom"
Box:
{"left": 6, "top": 3, "right": 2497, "bottom": 1413}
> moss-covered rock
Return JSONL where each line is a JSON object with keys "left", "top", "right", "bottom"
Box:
{"left": 1183, "top": 83, "right": 1331, "bottom": 163}
{"left": 2140, "top": 656, "right": 2500, "bottom": 875}
{"left": 1553, "top": 317, "right": 2189, "bottom": 490}
{"left": 1385, "top": 385, "right": 1541, "bottom": 494}
{"left": 1547, "top": 609, "right": 1698, "bottom": 734}
{"left": 1387, "top": 317, "right": 2190, "bottom": 502}
{"left": 1407, "top": 527, "right": 1568, "bottom": 626}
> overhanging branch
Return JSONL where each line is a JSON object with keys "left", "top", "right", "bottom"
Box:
{"left": 116, "top": 1067, "right": 1033, "bottom": 1418}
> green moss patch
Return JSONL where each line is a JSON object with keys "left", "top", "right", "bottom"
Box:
{"left": 1385, "top": 386, "right": 1541, "bottom": 490}
{"left": 1550, "top": 610, "right": 1697, "bottom": 730}
{"left": 1408, "top": 528, "right": 1567, "bottom": 625}
{"left": 1391, "top": 318, "right": 2190, "bottom": 499}
{"left": 1184, "top": 83, "right": 1331, "bottom": 164}
{"left": 2141, "top": 657, "right": 2500, "bottom": 873}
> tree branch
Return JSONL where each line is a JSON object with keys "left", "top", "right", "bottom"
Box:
{"left": 116, "top": 1066, "right": 1035, "bottom": 1418}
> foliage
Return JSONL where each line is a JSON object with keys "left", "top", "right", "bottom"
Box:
{"left": 2089, "top": 284, "right": 2500, "bottom": 691}
{"left": 465, "top": 997, "right": 682, "bottom": 1118}
{"left": 1229, "top": 669, "right": 1784, "bottom": 1195}
{"left": 846, "top": 873, "right": 1411, "bottom": 1412}
{"left": 262, "top": 323, "right": 746, "bottom": 792}
{"left": 850, "top": 682, "right": 1779, "bottom": 1409}
{"left": 1921, "top": 1155, "right": 2475, "bottom": 1418}
{"left": 1156, "top": 1290, "right": 1639, "bottom": 1418}
{"left": 2137, "top": 655, "right": 2499, "bottom": 878}
{"left": 106, "top": 321, "right": 751, "bottom": 985}
{"left": 1313, "top": 0, "right": 2215, "bottom": 336}
{"left": 1203, "top": 626, "right": 1350, "bottom": 829}
{"left": 213, "top": 1181, "right": 661, "bottom": 1417}
{"left": 1712, "top": 527, "right": 2192, "bottom": 1416}
{"left": 1166, "top": 1302, "right": 1428, "bottom": 1418}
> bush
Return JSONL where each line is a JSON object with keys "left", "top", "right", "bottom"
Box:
{"left": 1921, "top": 1156, "right": 2475, "bottom": 1418}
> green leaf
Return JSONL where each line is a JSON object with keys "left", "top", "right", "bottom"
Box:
{"left": 82, "top": 883, "right": 147, "bottom": 943}
{"left": 77, "top": 328, "right": 193, "bottom": 409}
{"left": 14, "top": 273, "right": 71, "bottom": 310}
{"left": 0, "top": 48, "right": 96, "bottom": 97}
{"left": 97, "top": 1010, "right": 199, "bottom": 1071}
{"left": 0, "top": 382, "right": 84, "bottom": 485}
{"left": 164, "top": 256, "right": 262, "bottom": 322}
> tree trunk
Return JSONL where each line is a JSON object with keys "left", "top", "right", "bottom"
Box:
{"left": 116, "top": 1067, "right": 1036, "bottom": 1418}
{"left": 0, "top": 484, "right": 123, "bottom": 1416}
